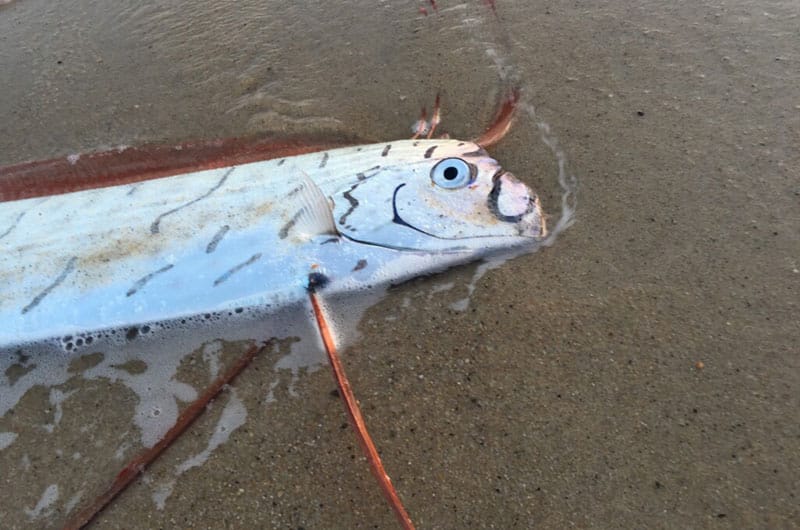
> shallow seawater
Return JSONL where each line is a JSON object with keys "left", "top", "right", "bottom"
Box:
{"left": 2, "top": 0, "right": 799, "bottom": 529}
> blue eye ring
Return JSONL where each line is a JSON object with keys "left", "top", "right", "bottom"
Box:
{"left": 430, "top": 158, "right": 475, "bottom": 189}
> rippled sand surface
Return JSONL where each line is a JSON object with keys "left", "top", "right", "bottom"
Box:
{"left": 1, "top": 1, "right": 798, "bottom": 528}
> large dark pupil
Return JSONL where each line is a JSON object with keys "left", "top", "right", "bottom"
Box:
{"left": 443, "top": 166, "right": 459, "bottom": 180}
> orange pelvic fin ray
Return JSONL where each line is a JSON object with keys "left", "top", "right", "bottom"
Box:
{"left": 308, "top": 283, "right": 415, "bottom": 530}
{"left": 474, "top": 88, "right": 520, "bottom": 148}
{"left": 62, "top": 342, "right": 265, "bottom": 530}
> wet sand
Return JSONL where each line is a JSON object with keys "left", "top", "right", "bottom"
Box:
{"left": 1, "top": 1, "right": 798, "bottom": 528}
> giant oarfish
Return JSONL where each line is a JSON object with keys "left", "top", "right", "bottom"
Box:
{"left": 0, "top": 137, "right": 545, "bottom": 351}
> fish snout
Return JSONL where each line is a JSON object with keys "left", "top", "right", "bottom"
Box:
{"left": 488, "top": 172, "right": 546, "bottom": 237}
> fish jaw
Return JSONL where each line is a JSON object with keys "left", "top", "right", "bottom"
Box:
{"left": 488, "top": 171, "right": 547, "bottom": 240}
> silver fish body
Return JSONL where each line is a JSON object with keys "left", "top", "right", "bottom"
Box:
{"left": 0, "top": 139, "right": 544, "bottom": 349}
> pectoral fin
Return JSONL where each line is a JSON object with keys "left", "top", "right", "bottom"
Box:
{"left": 288, "top": 171, "right": 339, "bottom": 239}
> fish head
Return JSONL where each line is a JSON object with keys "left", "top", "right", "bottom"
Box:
{"left": 331, "top": 139, "right": 546, "bottom": 254}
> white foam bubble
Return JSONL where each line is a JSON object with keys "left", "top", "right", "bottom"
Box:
{"left": 42, "top": 388, "right": 76, "bottom": 433}
{"left": 175, "top": 389, "right": 246, "bottom": 475}
{"left": 202, "top": 341, "right": 223, "bottom": 379}
{"left": 149, "top": 389, "right": 247, "bottom": 510}
{"left": 64, "top": 490, "right": 84, "bottom": 515}
{"left": 24, "top": 484, "right": 59, "bottom": 520}
{"left": 532, "top": 114, "right": 578, "bottom": 243}
{"left": 152, "top": 479, "right": 176, "bottom": 510}
{"left": 429, "top": 281, "right": 456, "bottom": 296}
{"left": 0, "top": 431, "right": 18, "bottom": 450}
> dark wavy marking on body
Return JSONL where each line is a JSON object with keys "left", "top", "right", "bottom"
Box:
{"left": 150, "top": 167, "right": 234, "bottom": 234}
{"left": 0, "top": 211, "right": 25, "bottom": 241}
{"left": 338, "top": 182, "right": 361, "bottom": 226}
{"left": 287, "top": 184, "right": 303, "bottom": 198}
{"left": 127, "top": 264, "right": 175, "bottom": 297}
{"left": 381, "top": 144, "right": 392, "bottom": 157}
{"left": 279, "top": 210, "right": 303, "bottom": 239}
{"left": 22, "top": 257, "right": 78, "bottom": 314}
{"left": 206, "top": 225, "right": 230, "bottom": 254}
{"left": 214, "top": 253, "right": 262, "bottom": 286}
{"left": 424, "top": 145, "right": 438, "bottom": 159}
{"left": 355, "top": 165, "right": 382, "bottom": 181}
{"left": 339, "top": 165, "right": 384, "bottom": 225}
{"left": 319, "top": 152, "right": 329, "bottom": 168}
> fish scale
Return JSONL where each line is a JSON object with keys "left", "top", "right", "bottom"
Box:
{"left": 0, "top": 139, "right": 545, "bottom": 348}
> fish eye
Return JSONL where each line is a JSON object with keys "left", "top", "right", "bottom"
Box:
{"left": 431, "top": 158, "right": 473, "bottom": 189}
